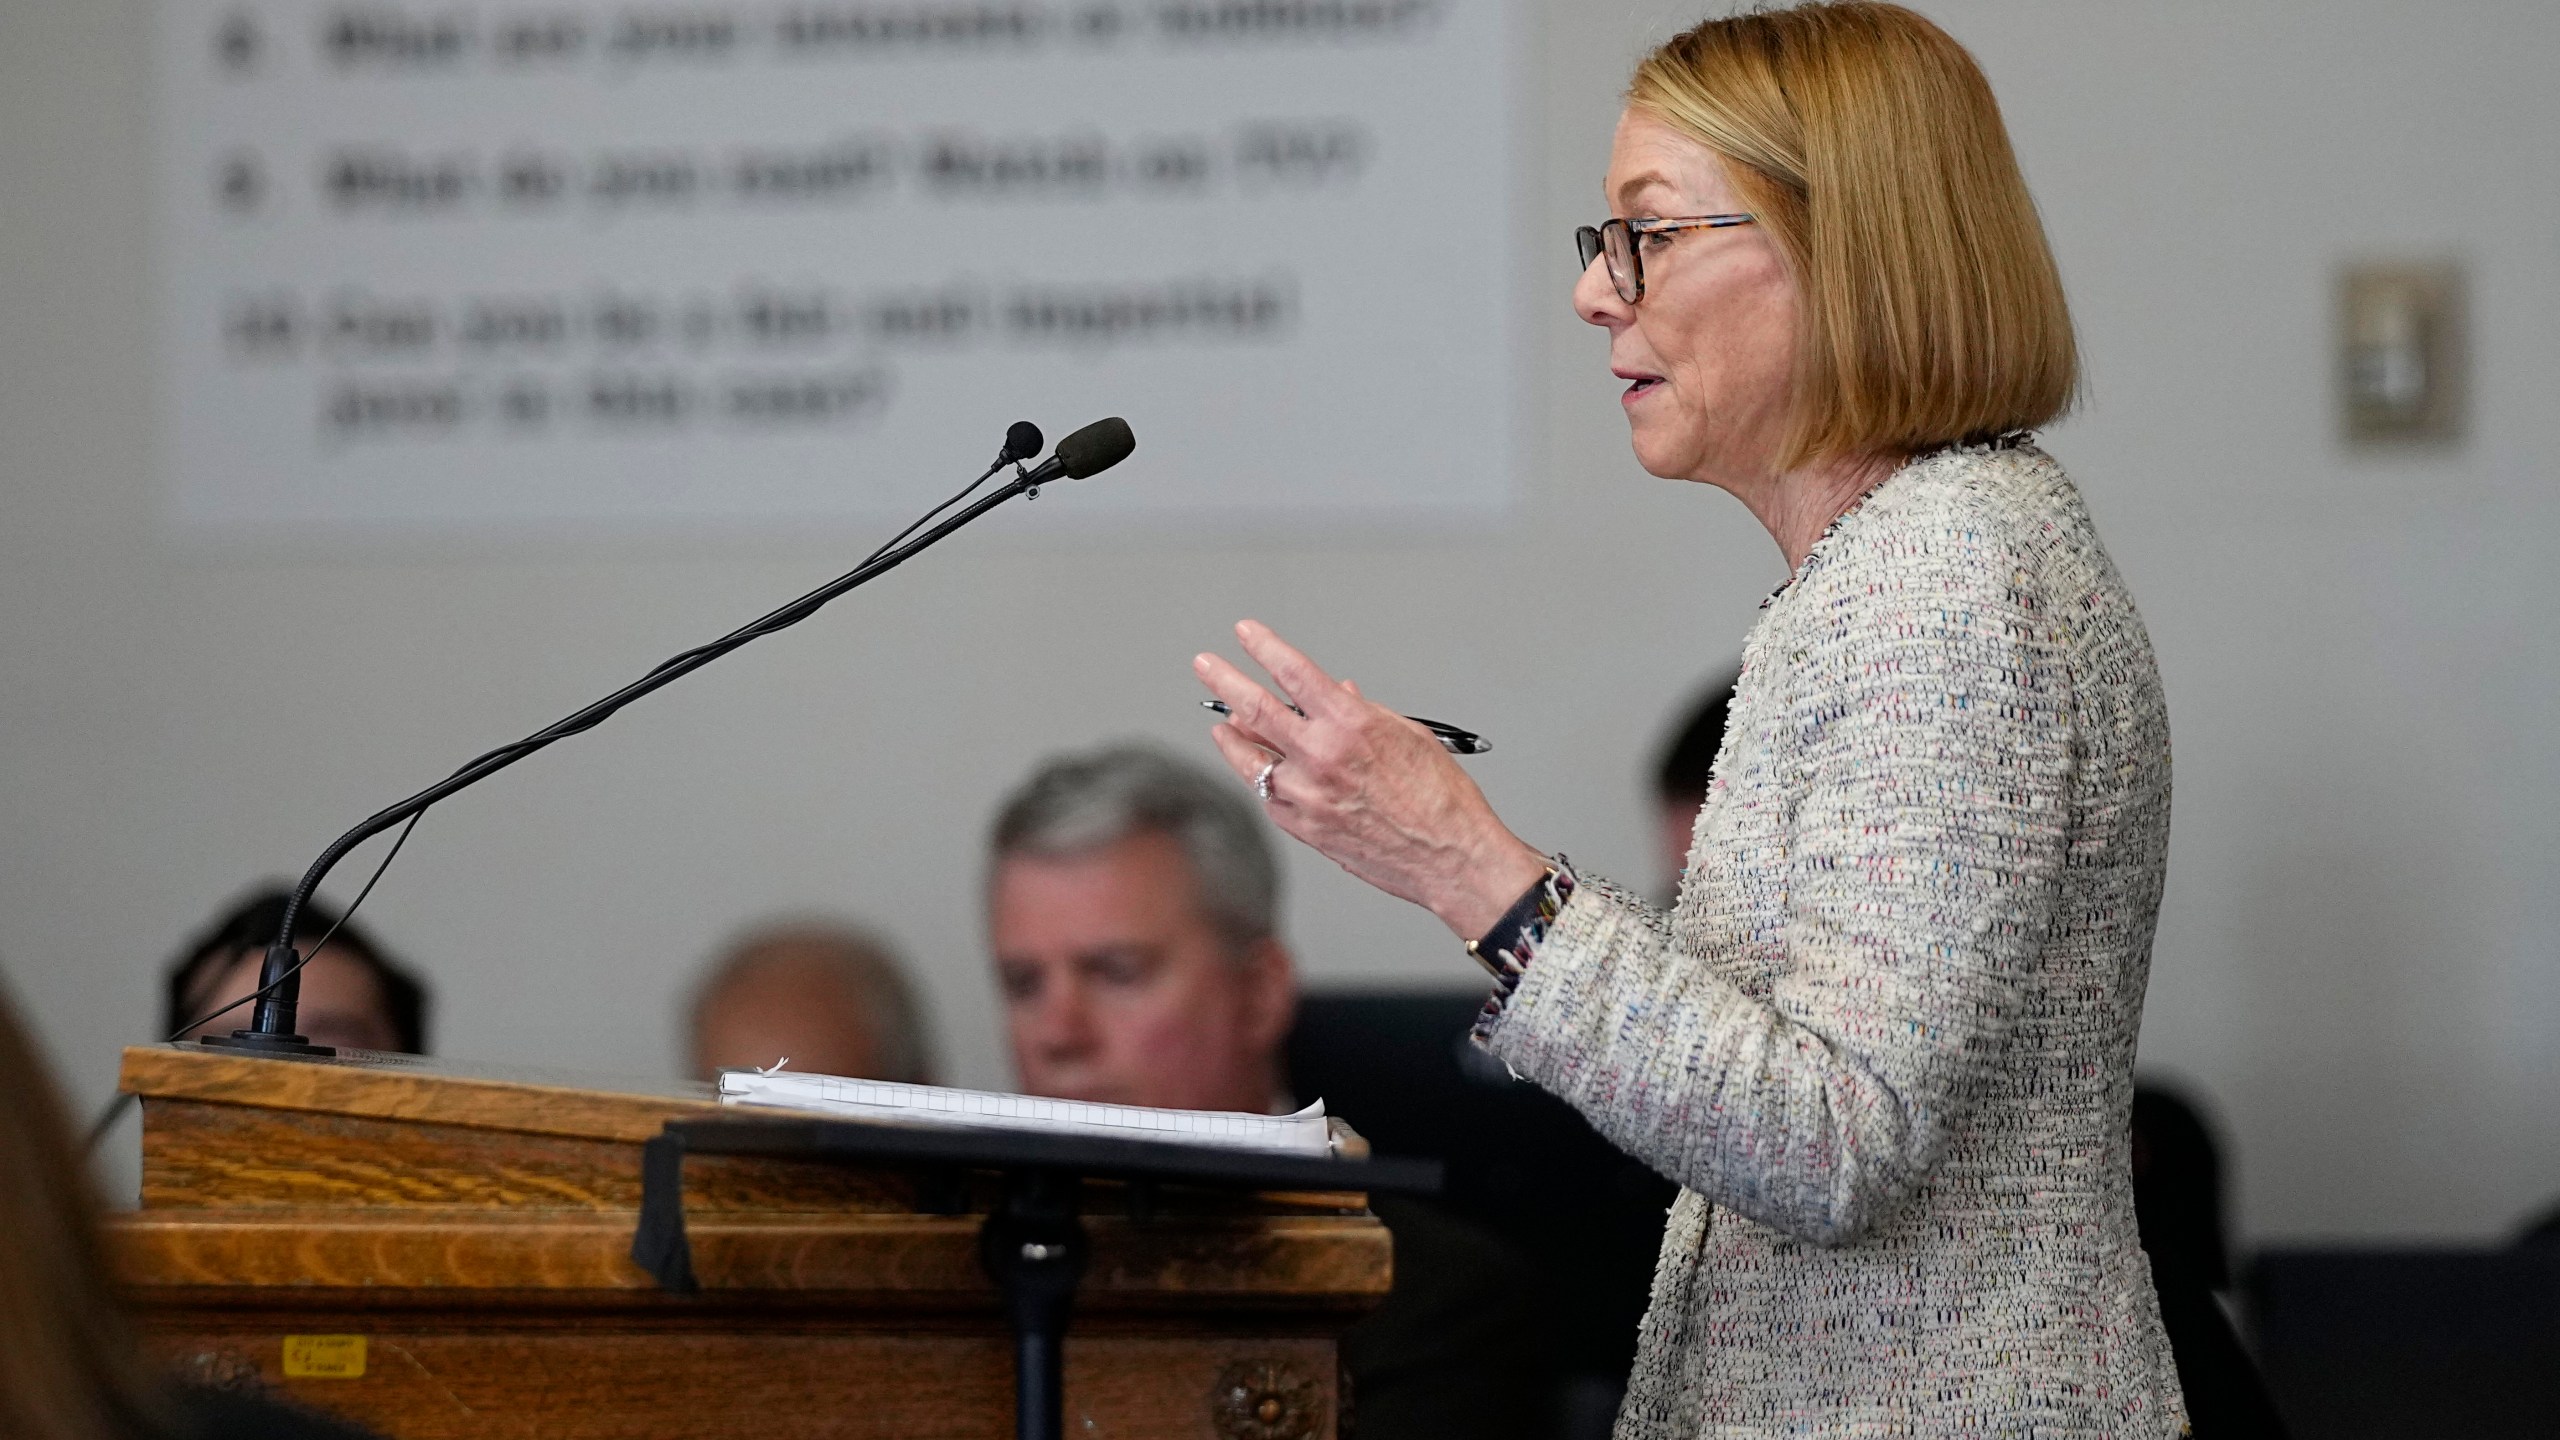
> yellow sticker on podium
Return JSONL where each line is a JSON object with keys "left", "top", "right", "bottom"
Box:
{"left": 282, "top": 1335, "right": 367, "bottom": 1379}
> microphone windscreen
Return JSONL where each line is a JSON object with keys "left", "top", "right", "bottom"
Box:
{"left": 1056, "top": 417, "right": 1136, "bottom": 479}
{"left": 1002, "top": 420, "right": 1044, "bottom": 465}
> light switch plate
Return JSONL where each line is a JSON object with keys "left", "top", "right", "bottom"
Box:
{"left": 2339, "top": 261, "right": 2466, "bottom": 445}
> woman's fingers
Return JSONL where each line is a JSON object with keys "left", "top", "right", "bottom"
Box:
{"left": 1219, "top": 715, "right": 1284, "bottom": 755}
{"left": 1207, "top": 722, "right": 1281, "bottom": 790}
{"left": 1192, "top": 651, "right": 1309, "bottom": 750}
{"left": 1188, "top": 617, "right": 1540, "bottom": 932}
{"left": 1235, "top": 620, "right": 1352, "bottom": 719}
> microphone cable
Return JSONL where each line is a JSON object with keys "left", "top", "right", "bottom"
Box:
{"left": 637, "top": 430, "right": 1034, "bottom": 682}
{"left": 82, "top": 809, "right": 424, "bottom": 1150}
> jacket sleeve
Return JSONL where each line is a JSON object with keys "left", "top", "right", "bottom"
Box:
{"left": 1481, "top": 530, "right": 2076, "bottom": 1246}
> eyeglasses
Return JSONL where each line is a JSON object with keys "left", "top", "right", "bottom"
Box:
{"left": 1574, "top": 214, "right": 1757, "bottom": 304}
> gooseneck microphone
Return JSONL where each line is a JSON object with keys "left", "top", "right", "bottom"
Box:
{"left": 1018, "top": 416, "right": 1136, "bottom": 486}
{"left": 206, "top": 417, "right": 1137, "bottom": 1057}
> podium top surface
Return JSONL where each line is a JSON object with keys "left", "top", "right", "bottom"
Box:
{"left": 115, "top": 1045, "right": 1396, "bottom": 1304}
{"left": 122, "top": 1042, "right": 731, "bottom": 1145}
{"left": 122, "top": 1046, "right": 1411, "bottom": 1196}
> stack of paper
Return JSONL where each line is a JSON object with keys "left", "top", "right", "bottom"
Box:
{"left": 716, "top": 1070, "right": 1332, "bottom": 1159}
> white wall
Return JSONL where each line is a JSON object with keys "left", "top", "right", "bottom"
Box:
{"left": 4, "top": 0, "right": 2554, "bottom": 1245}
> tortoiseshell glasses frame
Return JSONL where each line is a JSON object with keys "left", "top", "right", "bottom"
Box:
{"left": 1574, "top": 214, "right": 1758, "bottom": 304}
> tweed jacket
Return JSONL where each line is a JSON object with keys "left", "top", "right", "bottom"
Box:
{"left": 1481, "top": 442, "right": 2186, "bottom": 1437}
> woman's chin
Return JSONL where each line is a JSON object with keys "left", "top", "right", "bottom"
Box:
{"left": 1626, "top": 428, "right": 1700, "bottom": 481}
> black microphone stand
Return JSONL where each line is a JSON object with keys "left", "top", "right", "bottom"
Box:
{"left": 209, "top": 440, "right": 1075, "bottom": 1057}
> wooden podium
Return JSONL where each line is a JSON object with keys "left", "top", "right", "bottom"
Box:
{"left": 106, "top": 1044, "right": 1393, "bottom": 1440}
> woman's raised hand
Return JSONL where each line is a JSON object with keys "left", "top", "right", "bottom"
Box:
{"left": 1193, "top": 620, "right": 1552, "bottom": 941}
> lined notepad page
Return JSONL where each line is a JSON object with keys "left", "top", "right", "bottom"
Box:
{"left": 716, "top": 1071, "right": 1331, "bottom": 1158}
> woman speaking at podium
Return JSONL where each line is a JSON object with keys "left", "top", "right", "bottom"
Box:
{"left": 1196, "top": 4, "right": 2185, "bottom": 1435}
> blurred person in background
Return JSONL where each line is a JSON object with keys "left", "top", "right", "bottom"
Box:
{"left": 1, "top": 977, "right": 379, "bottom": 1439}
{"left": 1193, "top": 5, "right": 2186, "bottom": 1431}
{"left": 2130, "top": 1084, "right": 2291, "bottom": 1438}
{"left": 987, "top": 743, "right": 1539, "bottom": 1440}
{"left": 1649, "top": 668, "right": 1739, "bottom": 899}
{"left": 989, "top": 745, "right": 1293, "bottom": 1114}
{"left": 165, "top": 887, "right": 427, "bottom": 1053}
{"left": 686, "top": 921, "right": 935, "bottom": 1083}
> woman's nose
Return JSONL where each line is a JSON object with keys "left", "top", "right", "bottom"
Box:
{"left": 1574, "top": 258, "right": 1630, "bottom": 328}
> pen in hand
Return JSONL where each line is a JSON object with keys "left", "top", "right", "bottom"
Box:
{"left": 1201, "top": 700, "right": 1491, "bottom": 756}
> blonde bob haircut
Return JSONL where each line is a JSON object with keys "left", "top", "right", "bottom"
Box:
{"left": 1628, "top": 2, "right": 2076, "bottom": 467}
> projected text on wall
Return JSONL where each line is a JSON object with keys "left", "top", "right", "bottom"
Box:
{"left": 159, "top": 2, "right": 1517, "bottom": 532}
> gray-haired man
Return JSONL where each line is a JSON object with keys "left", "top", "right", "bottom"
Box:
{"left": 986, "top": 743, "right": 1538, "bottom": 1440}
{"left": 989, "top": 743, "right": 1296, "bottom": 1114}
